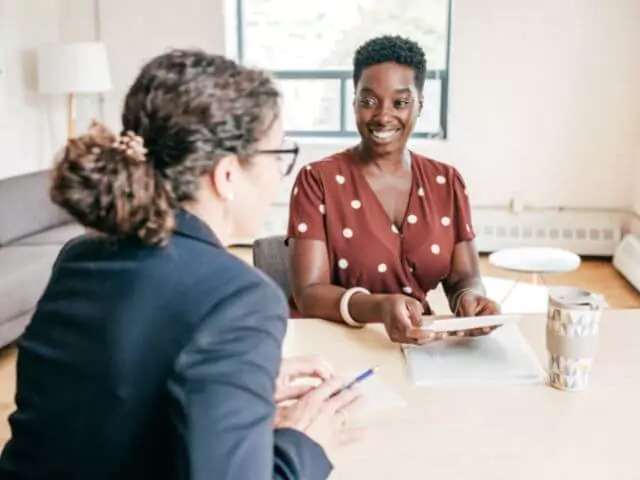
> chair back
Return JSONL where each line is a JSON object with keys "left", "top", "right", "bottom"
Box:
{"left": 252, "top": 235, "right": 291, "bottom": 298}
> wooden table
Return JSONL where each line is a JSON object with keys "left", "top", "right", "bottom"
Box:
{"left": 284, "top": 310, "right": 640, "bottom": 480}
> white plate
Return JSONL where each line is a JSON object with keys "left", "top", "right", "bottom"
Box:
{"left": 420, "top": 314, "right": 522, "bottom": 333}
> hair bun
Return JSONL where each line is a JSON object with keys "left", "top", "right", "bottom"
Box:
{"left": 50, "top": 120, "right": 175, "bottom": 245}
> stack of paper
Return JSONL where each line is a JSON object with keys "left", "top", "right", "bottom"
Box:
{"left": 404, "top": 324, "right": 546, "bottom": 386}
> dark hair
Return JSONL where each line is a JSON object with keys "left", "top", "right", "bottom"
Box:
{"left": 50, "top": 49, "right": 281, "bottom": 245}
{"left": 353, "top": 35, "right": 427, "bottom": 93}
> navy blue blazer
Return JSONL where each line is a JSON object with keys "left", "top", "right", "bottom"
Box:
{"left": 0, "top": 210, "right": 332, "bottom": 479}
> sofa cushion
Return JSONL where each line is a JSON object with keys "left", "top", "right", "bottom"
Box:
{"left": 0, "top": 169, "right": 72, "bottom": 246}
{"left": 0, "top": 310, "right": 33, "bottom": 348}
{"left": 0, "top": 246, "right": 61, "bottom": 322}
{"left": 15, "top": 223, "right": 85, "bottom": 246}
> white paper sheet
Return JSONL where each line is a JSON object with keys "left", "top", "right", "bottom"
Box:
{"left": 286, "top": 370, "right": 406, "bottom": 418}
{"left": 404, "top": 324, "right": 546, "bottom": 386}
{"left": 348, "top": 371, "right": 406, "bottom": 418}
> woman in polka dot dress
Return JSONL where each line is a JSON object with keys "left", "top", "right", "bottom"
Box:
{"left": 286, "top": 35, "right": 500, "bottom": 345}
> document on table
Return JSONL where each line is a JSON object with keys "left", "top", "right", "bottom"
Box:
{"left": 287, "top": 370, "right": 406, "bottom": 418}
{"left": 349, "top": 371, "right": 406, "bottom": 418}
{"left": 404, "top": 324, "right": 546, "bottom": 386}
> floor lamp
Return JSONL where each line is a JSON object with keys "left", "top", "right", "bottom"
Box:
{"left": 36, "top": 42, "right": 112, "bottom": 139}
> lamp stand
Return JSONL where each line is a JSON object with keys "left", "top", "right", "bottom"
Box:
{"left": 67, "top": 92, "right": 76, "bottom": 139}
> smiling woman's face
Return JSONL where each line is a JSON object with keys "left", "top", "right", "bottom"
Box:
{"left": 354, "top": 61, "right": 422, "bottom": 156}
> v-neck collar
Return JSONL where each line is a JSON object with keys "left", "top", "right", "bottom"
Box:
{"left": 349, "top": 148, "right": 417, "bottom": 234}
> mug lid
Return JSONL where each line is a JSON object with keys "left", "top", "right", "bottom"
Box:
{"left": 548, "top": 286, "right": 604, "bottom": 309}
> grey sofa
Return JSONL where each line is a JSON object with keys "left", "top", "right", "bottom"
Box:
{"left": 0, "top": 169, "right": 84, "bottom": 348}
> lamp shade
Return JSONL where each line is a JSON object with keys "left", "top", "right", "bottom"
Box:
{"left": 37, "top": 42, "right": 112, "bottom": 94}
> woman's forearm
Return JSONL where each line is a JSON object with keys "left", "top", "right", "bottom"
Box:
{"left": 443, "top": 276, "right": 486, "bottom": 314}
{"left": 296, "top": 285, "right": 383, "bottom": 325}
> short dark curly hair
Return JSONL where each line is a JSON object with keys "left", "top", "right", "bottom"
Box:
{"left": 353, "top": 35, "right": 427, "bottom": 93}
{"left": 50, "top": 49, "right": 280, "bottom": 245}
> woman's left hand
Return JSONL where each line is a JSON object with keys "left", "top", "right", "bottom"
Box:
{"left": 454, "top": 293, "right": 501, "bottom": 337}
{"left": 458, "top": 292, "right": 500, "bottom": 317}
{"left": 274, "top": 355, "right": 334, "bottom": 403}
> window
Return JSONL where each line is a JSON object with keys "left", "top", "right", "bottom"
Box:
{"left": 235, "top": 0, "right": 452, "bottom": 138}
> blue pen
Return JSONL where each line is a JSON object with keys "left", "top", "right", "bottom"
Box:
{"left": 331, "top": 365, "right": 379, "bottom": 397}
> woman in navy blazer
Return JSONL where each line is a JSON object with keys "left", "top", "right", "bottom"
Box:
{"left": 0, "top": 49, "right": 362, "bottom": 479}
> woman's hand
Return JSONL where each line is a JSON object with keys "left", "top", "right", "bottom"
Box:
{"left": 275, "top": 355, "right": 334, "bottom": 403}
{"left": 274, "top": 377, "right": 366, "bottom": 454}
{"left": 453, "top": 292, "right": 501, "bottom": 337}
{"left": 374, "top": 294, "right": 447, "bottom": 345}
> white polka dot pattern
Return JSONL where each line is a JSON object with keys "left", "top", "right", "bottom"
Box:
{"left": 319, "top": 204, "right": 326, "bottom": 214}
{"left": 298, "top": 223, "right": 308, "bottom": 233}
{"left": 436, "top": 175, "right": 446, "bottom": 184}
{"left": 391, "top": 225, "right": 399, "bottom": 234}
{"left": 351, "top": 200, "right": 361, "bottom": 209}
{"left": 343, "top": 228, "right": 353, "bottom": 238}
{"left": 293, "top": 186, "right": 298, "bottom": 196}
{"left": 407, "top": 214, "right": 418, "bottom": 224}
{"left": 336, "top": 175, "right": 345, "bottom": 184}
{"left": 402, "top": 286, "right": 413, "bottom": 294}
{"left": 431, "top": 244, "right": 441, "bottom": 254}
{"left": 377, "top": 263, "right": 387, "bottom": 273}
{"left": 441, "top": 216, "right": 451, "bottom": 226}
{"left": 305, "top": 165, "right": 312, "bottom": 171}
{"left": 338, "top": 258, "right": 349, "bottom": 269}
{"left": 417, "top": 187, "right": 425, "bottom": 196}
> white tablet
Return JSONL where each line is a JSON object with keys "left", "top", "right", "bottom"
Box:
{"left": 420, "top": 314, "right": 521, "bottom": 333}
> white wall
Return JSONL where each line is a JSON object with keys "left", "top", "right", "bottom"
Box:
{"left": 446, "top": 0, "right": 640, "bottom": 211}
{"left": 98, "top": 0, "right": 227, "bottom": 129}
{"left": 0, "top": 0, "right": 67, "bottom": 179}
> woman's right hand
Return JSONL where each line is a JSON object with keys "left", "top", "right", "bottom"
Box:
{"left": 374, "top": 294, "right": 446, "bottom": 345}
{"left": 274, "top": 377, "right": 365, "bottom": 453}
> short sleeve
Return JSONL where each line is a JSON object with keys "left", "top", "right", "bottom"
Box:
{"left": 286, "top": 166, "right": 327, "bottom": 243}
{"left": 452, "top": 168, "right": 476, "bottom": 243}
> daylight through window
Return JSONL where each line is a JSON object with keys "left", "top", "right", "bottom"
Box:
{"left": 236, "top": 0, "right": 451, "bottom": 138}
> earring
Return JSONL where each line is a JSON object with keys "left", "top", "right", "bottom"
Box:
{"left": 224, "top": 192, "right": 235, "bottom": 202}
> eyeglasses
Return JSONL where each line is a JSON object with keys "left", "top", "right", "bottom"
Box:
{"left": 254, "top": 139, "right": 299, "bottom": 177}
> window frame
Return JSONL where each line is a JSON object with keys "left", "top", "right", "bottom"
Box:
{"left": 235, "top": 0, "right": 452, "bottom": 139}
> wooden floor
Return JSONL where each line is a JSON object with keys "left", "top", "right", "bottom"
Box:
{"left": 0, "top": 253, "right": 638, "bottom": 447}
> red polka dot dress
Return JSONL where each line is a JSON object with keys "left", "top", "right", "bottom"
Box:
{"left": 287, "top": 148, "right": 476, "bottom": 315}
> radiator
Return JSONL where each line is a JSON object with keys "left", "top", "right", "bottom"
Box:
{"left": 234, "top": 206, "right": 624, "bottom": 257}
